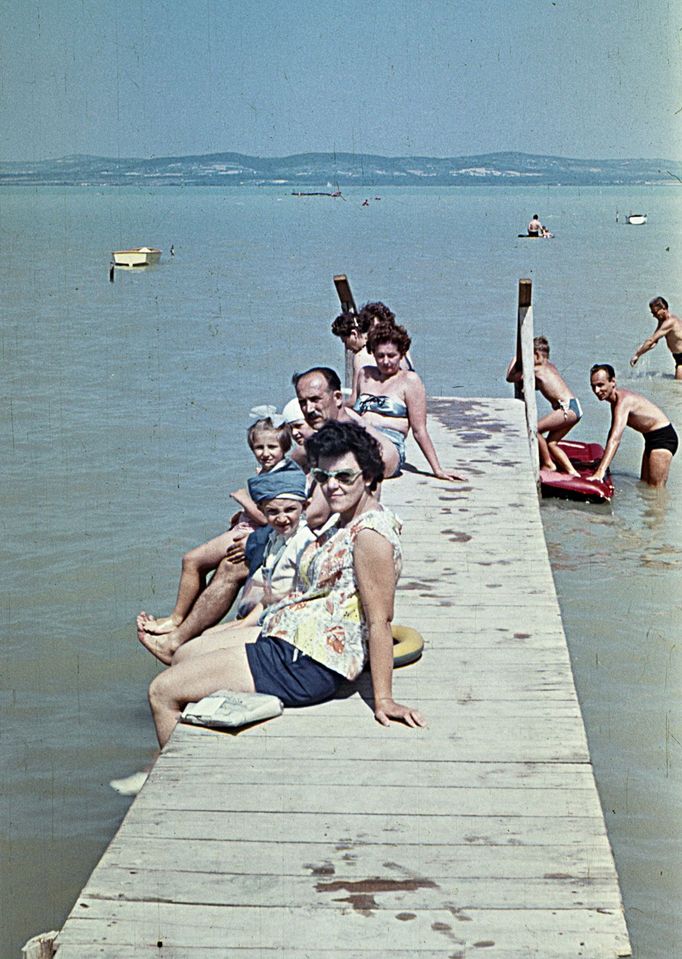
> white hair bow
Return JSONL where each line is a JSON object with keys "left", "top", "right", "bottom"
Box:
{"left": 249, "top": 404, "right": 286, "bottom": 427}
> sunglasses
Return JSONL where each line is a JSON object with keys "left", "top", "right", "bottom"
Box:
{"left": 310, "top": 467, "right": 362, "bottom": 486}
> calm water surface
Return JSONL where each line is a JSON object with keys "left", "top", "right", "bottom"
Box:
{"left": 1, "top": 185, "right": 680, "bottom": 957}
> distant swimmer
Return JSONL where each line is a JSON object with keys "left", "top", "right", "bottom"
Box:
{"left": 362, "top": 199, "right": 370, "bottom": 207}
{"left": 506, "top": 336, "right": 582, "bottom": 475}
{"left": 528, "top": 214, "right": 543, "bottom": 237}
{"left": 630, "top": 296, "right": 682, "bottom": 380}
{"left": 587, "top": 363, "right": 678, "bottom": 487}
{"left": 170, "top": 244, "right": 175, "bottom": 256}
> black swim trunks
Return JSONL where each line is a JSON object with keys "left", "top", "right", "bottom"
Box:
{"left": 673, "top": 352, "right": 682, "bottom": 368}
{"left": 643, "top": 423, "right": 679, "bottom": 456}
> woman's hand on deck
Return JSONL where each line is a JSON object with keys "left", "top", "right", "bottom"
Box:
{"left": 433, "top": 467, "right": 465, "bottom": 482}
{"left": 374, "top": 697, "right": 426, "bottom": 728}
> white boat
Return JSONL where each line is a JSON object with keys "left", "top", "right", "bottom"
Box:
{"left": 112, "top": 247, "right": 162, "bottom": 267}
{"left": 625, "top": 214, "right": 647, "bottom": 225}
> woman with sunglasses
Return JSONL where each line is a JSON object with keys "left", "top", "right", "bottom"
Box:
{"left": 147, "top": 421, "right": 424, "bottom": 747}
{"left": 351, "top": 319, "right": 462, "bottom": 480}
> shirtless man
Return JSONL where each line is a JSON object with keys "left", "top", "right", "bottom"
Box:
{"left": 294, "top": 367, "right": 400, "bottom": 476}
{"left": 630, "top": 296, "right": 682, "bottom": 380}
{"left": 528, "top": 214, "right": 543, "bottom": 237}
{"left": 506, "top": 336, "right": 582, "bottom": 475}
{"left": 587, "top": 363, "right": 678, "bottom": 487}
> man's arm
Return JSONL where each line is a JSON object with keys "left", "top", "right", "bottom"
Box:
{"left": 587, "top": 400, "right": 631, "bottom": 481}
{"left": 630, "top": 322, "right": 670, "bottom": 366}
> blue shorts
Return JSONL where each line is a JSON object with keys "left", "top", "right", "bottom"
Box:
{"left": 245, "top": 635, "right": 344, "bottom": 707}
{"left": 376, "top": 426, "right": 406, "bottom": 476}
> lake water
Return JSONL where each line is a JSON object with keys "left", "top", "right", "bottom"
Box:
{"left": 1, "top": 184, "right": 680, "bottom": 957}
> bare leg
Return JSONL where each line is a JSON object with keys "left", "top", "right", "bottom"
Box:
{"left": 144, "top": 529, "right": 248, "bottom": 635}
{"left": 137, "top": 556, "right": 249, "bottom": 664}
{"left": 675, "top": 364, "right": 682, "bottom": 381}
{"left": 148, "top": 645, "right": 256, "bottom": 748}
{"left": 538, "top": 409, "right": 580, "bottom": 475}
{"left": 172, "top": 623, "right": 260, "bottom": 664}
{"left": 641, "top": 449, "right": 673, "bottom": 487}
{"left": 537, "top": 433, "right": 556, "bottom": 470}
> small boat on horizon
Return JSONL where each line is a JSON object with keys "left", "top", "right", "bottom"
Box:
{"left": 112, "top": 247, "right": 162, "bottom": 267}
{"left": 625, "top": 213, "right": 647, "bottom": 225}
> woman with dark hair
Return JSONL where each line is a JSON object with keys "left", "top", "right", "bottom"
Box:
{"left": 351, "top": 320, "right": 462, "bottom": 481}
{"left": 147, "top": 421, "right": 424, "bottom": 746}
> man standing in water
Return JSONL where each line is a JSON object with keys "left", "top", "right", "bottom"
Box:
{"left": 630, "top": 296, "right": 682, "bottom": 380}
{"left": 587, "top": 364, "right": 678, "bottom": 487}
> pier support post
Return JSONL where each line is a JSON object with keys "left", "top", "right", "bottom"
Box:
{"left": 333, "top": 274, "right": 357, "bottom": 390}
{"left": 21, "top": 930, "right": 58, "bottom": 959}
{"left": 517, "top": 278, "right": 539, "bottom": 484}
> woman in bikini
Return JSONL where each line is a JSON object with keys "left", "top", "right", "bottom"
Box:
{"left": 351, "top": 320, "right": 463, "bottom": 481}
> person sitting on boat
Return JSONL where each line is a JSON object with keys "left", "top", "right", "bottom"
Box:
{"left": 630, "top": 296, "right": 682, "bottom": 381}
{"left": 137, "top": 415, "right": 304, "bottom": 664}
{"left": 146, "top": 421, "right": 425, "bottom": 748}
{"left": 506, "top": 336, "right": 582, "bottom": 476}
{"left": 350, "top": 320, "right": 463, "bottom": 481}
{"left": 528, "top": 214, "right": 543, "bottom": 237}
{"left": 587, "top": 364, "right": 678, "bottom": 488}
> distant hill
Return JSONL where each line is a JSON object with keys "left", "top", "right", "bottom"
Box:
{"left": 1, "top": 151, "right": 680, "bottom": 187}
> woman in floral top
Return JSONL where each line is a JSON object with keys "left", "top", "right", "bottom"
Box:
{"left": 148, "top": 421, "right": 425, "bottom": 747}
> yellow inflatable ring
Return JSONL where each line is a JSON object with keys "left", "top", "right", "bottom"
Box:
{"left": 392, "top": 624, "right": 424, "bottom": 668}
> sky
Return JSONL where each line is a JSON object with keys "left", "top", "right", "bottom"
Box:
{"left": 1, "top": 0, "right": 681, "bottom": 162}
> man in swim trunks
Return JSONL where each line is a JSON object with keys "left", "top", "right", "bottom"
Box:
{"left": 506, "top": 336, "right": 583, "bottom": 475}
{"left": 528, "top": 214, "right": 543, "bottom": 237}
{"left": 587, "top": 363, "right": 678, "bottom": 487}
{"left": 630, "top": 296, "right": 682, "bottom": 380}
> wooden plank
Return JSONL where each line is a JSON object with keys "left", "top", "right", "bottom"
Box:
{"left": 53, "top": 398, "right": 631, "bottom": 958}
{"left": 54, "top": 900, "right": 632, "bottom": 956}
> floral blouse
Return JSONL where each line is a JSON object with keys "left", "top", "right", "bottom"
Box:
{"left": 259, "top": 507, "right": 402, "bottom": 680}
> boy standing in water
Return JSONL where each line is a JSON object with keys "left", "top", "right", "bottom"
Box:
{"left": 506, "top": 336, "right": 583, "bottom": 475}
{"left": 630, "top": 296, "right": 682, "bottom": 380}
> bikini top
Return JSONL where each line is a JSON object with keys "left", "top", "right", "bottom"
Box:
{"left": 353, "top": 393, "right": 408, "bottom": 418}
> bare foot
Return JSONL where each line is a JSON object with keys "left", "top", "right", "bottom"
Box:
{"left": 541, "top": 462, "right": 557, "bottom": 472}
{"left": 566, "top": 469, "right": 581, "bottom": 478}
{"left": 137, "top": 612, "right": 180, "bottom": 665}
{"left": 142, "top": 612, "right": 183, "bottom": 635}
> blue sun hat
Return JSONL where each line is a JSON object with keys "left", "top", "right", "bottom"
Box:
{"left": 247, "top": 459, "right": 307, "bottom": 503}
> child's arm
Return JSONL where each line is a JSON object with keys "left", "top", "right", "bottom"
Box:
{"left": 505, "top": 354, "right": 523, "bottom": 383}
{"left": 230, "top": 488, "right": 267, "bottom": 526}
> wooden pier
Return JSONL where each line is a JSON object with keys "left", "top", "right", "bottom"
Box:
{"left": 50, "top": 398, "right": 631, "bottom": 958}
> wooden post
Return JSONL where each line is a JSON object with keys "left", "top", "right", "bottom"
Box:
{"left": 333, "top": 274, "right": 358, "bottom": 390}
{"left": 21, "top": 931, "right": 58, "bottom": 959}
{"left": 517, "top": 279, "right": 539, "bottom": 484}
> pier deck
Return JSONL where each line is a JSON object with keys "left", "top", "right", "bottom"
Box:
{"left": 53, "top": 398, "right": 631, "bottom": 958}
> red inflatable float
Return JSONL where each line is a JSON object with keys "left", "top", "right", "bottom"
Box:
{"left": 540, "top": 441, "right": 614, "bottom": 504}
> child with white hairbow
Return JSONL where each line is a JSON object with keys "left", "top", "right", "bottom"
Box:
{"left": 141, "top": 414, "right": 305, "bottom": 636}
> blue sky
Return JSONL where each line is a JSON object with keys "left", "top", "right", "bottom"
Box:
{"left": 2, "top": 0, "right": 680, "bottom": 162}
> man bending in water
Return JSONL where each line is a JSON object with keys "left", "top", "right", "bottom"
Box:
{"left": 587, "top": 363, "right": 678, "bottom": 487}
{"left": 630, "top": 296, "right": 682, "bottom": 380}
{"left": 506, "top": 336, "right": 582, "bottom": 475}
